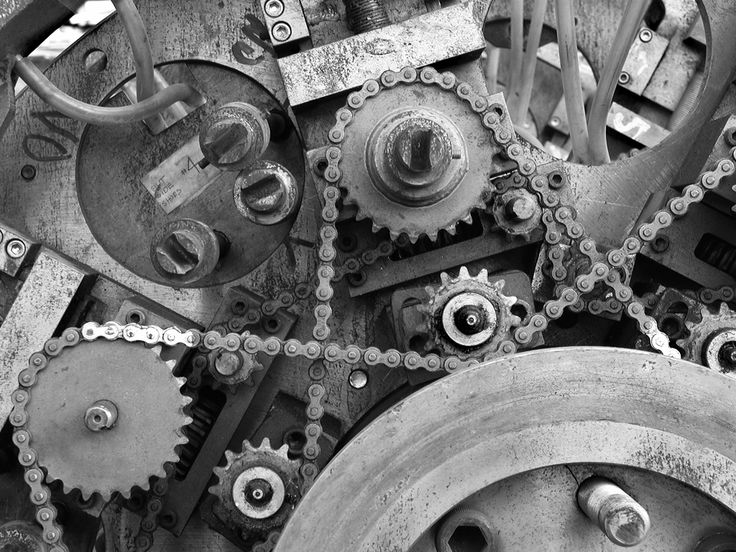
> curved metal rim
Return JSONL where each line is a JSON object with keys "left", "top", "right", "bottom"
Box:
{"left": 276, "top": 347, "right": 736, "bottom": 552}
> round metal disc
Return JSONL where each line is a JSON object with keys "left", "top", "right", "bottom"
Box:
{"left": 26, "top": 340, "right": 189, "bottom": 500}
{"left": 276, "top": 347, "right": 736, "bottom": 552}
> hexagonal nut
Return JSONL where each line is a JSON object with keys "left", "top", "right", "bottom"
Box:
{"left": 435, "top": 508, "right": 494, "bottom": 552}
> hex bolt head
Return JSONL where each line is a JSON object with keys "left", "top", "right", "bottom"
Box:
{"left": 150, "top": 219, "right": 225, "bottom": 286}
{"left": 505, "top": 196, "right": 536, "bottom": 221}
{"left": 263, "top": 0, "right": 284, "bottom": 17}
{"left": 577, "top": 476, "right": 651, "bottom": 547}
{"left": 639, "top": 28, "right": 653, "bottom": 42}
{"left": 84, "top": 400, "right": 118, "bottom": 431}
{"left": 199, "top": 102, "right": 271, "bottom": 171}
{"left": 618, "top": 72, "right": 631, "bottom": 85}
{"left": 214, "top": 350, "right": 243, "bottom": 377}
{"left": 5, "top": 239, "right": 27, "bottom": 259}
{"left": 234, "top": 161, "right": 299, "bottom": 226}
{"left": 435, "top": 508, "right": 494, "bottom": 552}
{"left": 271, "top": 21, "right": 292, "bottom": 42}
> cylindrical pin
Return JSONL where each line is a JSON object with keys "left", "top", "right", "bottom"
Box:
{"left": 577, "top": 477, "right": 651, "bottom": 547}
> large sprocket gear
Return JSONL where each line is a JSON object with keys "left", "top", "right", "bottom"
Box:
{"left": 25, "top": 340, "right": 191, "bottom": 500}
{"left": 422, "top": 266, "right": 520, "bottom": 360}
{"left": 333, "top": 70, "right": 508, "bottom": 242}
{"left": 208, "top": 438, "right": 301, "bottom": 547}
{"left": 678, "top": 302, "right": 736, "bottom": 377}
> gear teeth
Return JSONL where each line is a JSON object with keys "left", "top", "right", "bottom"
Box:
{"left": 276, "top": 443, "right": 290, "bottom": 459}
{"left": 260, "top": 437, "right": 272, "bottom": 450}
{"left": 151, "top": 344, "right": 163, "bottom": 357}
{"left": 426, "top": 230, "right": 438, "bottom": 241}
{"left": 165, "top": 359, "right": 177, "bottom": 371}
{"left": 371, "top": 222, "right": 383, "bottom": 234}
{"left": 720, "top": 301, "right": 730, "bottom": 315}
{"left": 478, "top": 268, "right": 489, "bottom": 281}
{"left": 225, "top": 450, "right": 236, "bottom": 463}
{"left": 354, "top": 210, "right": 366, "bottom": 221}
{"left": 458, "top": 266, "right": 470, "bottom": 279}
{"left": 440, "top": 272, "right": 450, "bottom": 285}
{"left": 445, "top": 224, "right": 457, "bottom": 236}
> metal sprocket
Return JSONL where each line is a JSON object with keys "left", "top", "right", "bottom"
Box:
{"left": 25, "top": 340, "right": 191, "bottom": 501}
{"left": 209, "top": 438, "right": 302, "bottom": 546}
{"left": 424, "top": 266, "right": 520, "bottom": 360}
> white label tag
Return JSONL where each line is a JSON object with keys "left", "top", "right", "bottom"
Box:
{"left": 141, "top": 136, "right": 224, "bottom": 214}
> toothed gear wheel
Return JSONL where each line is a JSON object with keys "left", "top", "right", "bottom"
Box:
{"left": 25, "top": 340, "right": 191, "bottom": 501}
{"left": 678, "top": 302, "right": 736, "bottom": 377}
{"left": 424, "top": 266, "right": 520, "bottom": 360}
{"left": 209, "top": 438, "right": 301, "bottom": 543}
{"left": 334, "top": 72, "right": 507, "bottom": 242}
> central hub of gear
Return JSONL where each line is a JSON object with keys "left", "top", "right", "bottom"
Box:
{"left": 24, "top": 340, "right": 191, "bottom": 500}
{"left": 366, "top": 107, "right": 467, "bottom": 207}
{"left": 443, "top": 293, "right": 497, "bottom": 347}
{"left": 334, "top": 68, "right": 511, "bottom": 242}
{"left": 424, "top": 267, "right": 521, "bottom": 359}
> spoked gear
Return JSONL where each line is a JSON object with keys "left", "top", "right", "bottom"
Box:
{"left": 209, "top": 438, "right": 302, "bottom": 548}
{"left": 24, "top": 339, "right": 191, "bottom": 501}
{"left": 329, "top": 67, "right": 510, "bottom": 242}
{"left": 423, "top": 266, "right": 520, "bottom": 360}
{"left": 678, "top": 302, "right": 736, "bottom": 377}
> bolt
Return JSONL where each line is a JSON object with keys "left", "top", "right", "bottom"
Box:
{"left": 395, "top": 127, "right": 437, "bottom": 174}
{"left": 435, "top": 508, "right": 494, "bottom": 552}
{"left": 20, "top": 164, "right": 36, "bottom": 181}
{"left": 244, "top": 478, "right": 274, "bottom": 507}
{"left": 577, "top": 477, "right": 651, "bottom": 547}
{"left": 271, "top": 21, "right": 292, "bottom": 42}
{"left": 389, "top": 120, "right": 452, "bottom": 187}
{"left": 214, "top": 350, "right": 243, "bottom": 377}
{"left": 150, "top": 219, "right": 227, "bottom": 285}
{"left": 344, "top": 0, "right": 390, "bottom": 34}
{"left": 199, "top": 102, "right": 271, "bottom": 171}
{"left": 84, "top": 400, "right": 118, "bottom": 431}
{"left": 549, "top": 116, "right": 561, "bottom": 128}
{"left": 639, "top": 28, "right": 653, "bottom": 42}
{"left": 454, "top": 305, "right": 487, "bottom": 336}
{"left": 5, "top": 239, "right": 26, "bottom": 259}
{"left": 235, "top": 161, "right": 299, "bottom": 225}
{"left": 348, "top": 369, "right": 368, "bottom": 389}
{"left": 618, "top": 72, "right": 631, "bottom": 85}
{"left": 263, "top": 0, "right": 284, "bottom": 17}
{"left": 504, "top": 196, "right": 536, "bottom": 221}
{"left": 719, "top": 342, "right": 736, "bottom": 372}
{"left": 241, "top": 174, "right": 284, "bottom": 213}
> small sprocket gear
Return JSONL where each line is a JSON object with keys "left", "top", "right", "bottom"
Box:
{"left": 678, "top": 302, "right": 736, "bottom": 377}
{"left": 208, "top": 438, "right": 301, "bottom": 547}
{"left": 25, "top": 340, "right": 191, "bottom": 500}
{"left": 423, "top": 266, "right": 521, "bottom": 360}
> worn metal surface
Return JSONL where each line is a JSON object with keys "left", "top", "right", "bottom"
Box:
{"left": 408, "top": 464, "right": 736, "bottom": 551}
{"left": 607, "top": 101, "right": 670, "bottom": 148}
{"left": 0, "top": 0, "right": 308, "bottom": 324}
{"left": 0, "top": 249, "right": 93, "bottom": 428}
{"left": 278, "top": 0, "right": 491, "bottom": 105}
{"left": 160, "top": 288, "right": 297, "bottom": 536}
{"left": 619, "top": 28, "right": 669, "bottom": 96}
{"left": 277, "top": 347, "right": 736, "bottom": 551}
